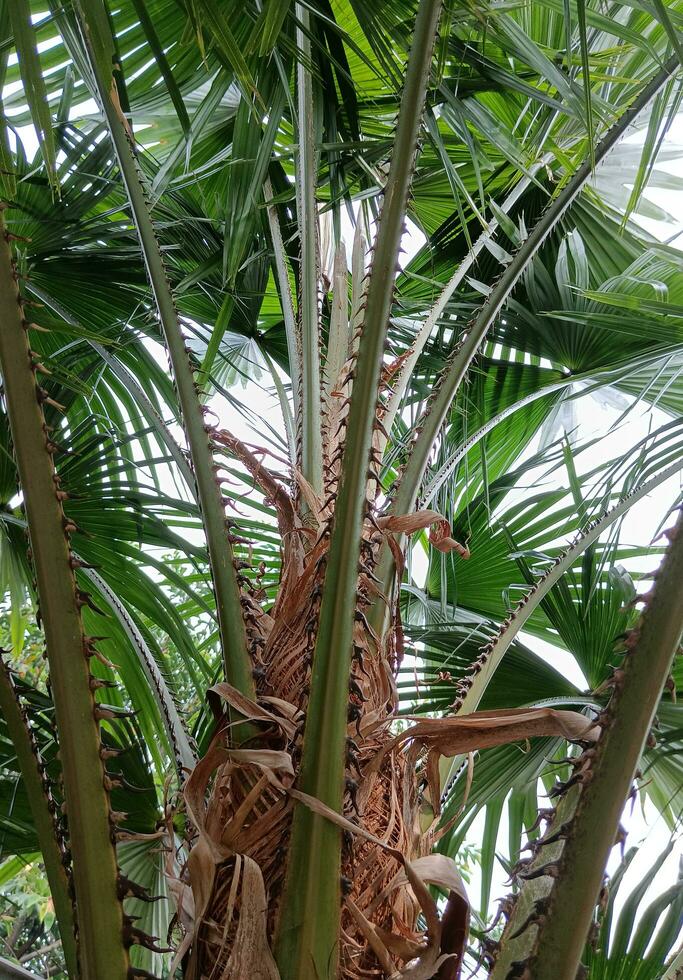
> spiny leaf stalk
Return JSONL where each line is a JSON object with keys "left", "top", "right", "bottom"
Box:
{"left": 73, "top": 0, "right": 254, "bottom": 700}
{"left": 491, "top": 510, "right": 683, "bottom": 980}
{"left": 0, "top": 209, "right": 129, "bottom": 979}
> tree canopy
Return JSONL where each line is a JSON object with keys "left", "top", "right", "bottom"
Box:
{"left": 0, "top": 1, "right": 682, "bottom": 977}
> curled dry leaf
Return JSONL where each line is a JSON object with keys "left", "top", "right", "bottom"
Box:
{"left": 221, "top": 855, "right": 280, "bottom": 979}
{"left": 371, "top": 707, "right": 599, "bottom": 817}
{"left": 378, "top": 511, "right": 470, "bottom": 559}
{"left": 292, "top": 466, "right": 324, "bottom": 524}
{"left": 180, "top": 679, "right": 479, "bottom": 977}
{"left": 392, "top": 854, "right": 468, "bottom": 902}
{"left": 435, "top": 889, "right": 470, "bottom": 980}
{"left": 381, "top": 707, "right": 599, "bottom": 759}
{"left": 428, "top": 519, "right": 470, "bottom": 559}
{"left": 373, "top": 925, "right": 425, "bottom": 964}
{"left": 346, "top": 898, "right": 403, "bottom": 978}
{"left": 207, "top": 681, "right": 297, "bottom": 739}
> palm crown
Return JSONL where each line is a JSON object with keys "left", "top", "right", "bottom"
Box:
{"left": 0, "top": 1, "right": 682, "bottom": 978}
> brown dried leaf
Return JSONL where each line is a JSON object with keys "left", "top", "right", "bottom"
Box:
{"left": 261, "top": 696, "right": 300, "bottom": 719}
{"left": 187, "top": 836, "right": 219, "bottom": 922}
{"left": 399, "top": 856, "right": 441, "bottom": 943}
{"left": 207, "top": 682, "right": 297, "bottom": 739}
{"left": 184, "top": 742, "right": 232, "bottom": 857}
{"left": 180, "top": 737, "right": 294, "bottom": 978}
{"left": 279, "top": 781, "right": 469, "bottom": 978}
{"left": 378, "top": 510, "right": 444, "bottom": 534}
{"left": 110, "top": 76, "right": 134, "bottom": 140}
{"left": 224, "top": 748, "right": 294, "bottom": 779}
{"left": 391, "top": 855, "right": 469, "bottom": 977}
{"left": 389, "top": 707, "right": 598, "bottom": 755}
{"left": 221, "top": 855, "right": 280, "bottom": 979}
{"left": 346, "top": 898, "right": 401, "bottom": 977}
{"left": 401, "top": 949, "right": 456, "bottom": 978}
{"left": 292, "top": 467, "right": 323, "bottom": 523}
{"left": 371, "top": 708, "right": 599, "bottom": 809}
{"left": 373, "top": 926, "right": 425, "bottom": 962}
{"left": 378, "top": 511, "right": 470, "bottom": 558}
{"left": 428, "top": 520, "right": 470, "bottom": 559}
{"left": 165, "top": 841, "right": 196, "bottom": 977}
{"left": 392, "top": 855, "right": 467, "bottom": 904}
{"left": 211, "top": 428, "right": 297, "bottom": 538}
{"left": 184, "top": 738, "right": 294, "bottom": 853}
{"left": 436, "top": 889, "right": 469, "bottom": 980}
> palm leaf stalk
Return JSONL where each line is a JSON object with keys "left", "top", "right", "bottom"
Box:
{"left": 295, "top": 1, "right": 324, "bottom": 497}
{"left": 264, "top": 175, "right": 301, "bottom": 426}
{"left": 0, "top": 657, "right": 77, "bottom": 977}
{"left": 489, "top": 508, "right": 683, "bottom": 980}
{"left": 0, "top": 210, "right": 129, "bottom": 978}
{"left": 71, "top": 0, "right": 254, "bottom": 698}
{"left": 274, "top": 2, "right": 445, "bottom": 974}
{"left": 81, "top": 567, "right": 196, "bottom": 774}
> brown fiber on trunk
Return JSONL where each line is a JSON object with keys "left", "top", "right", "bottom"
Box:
{"left": 173, "top": 421, "right": 593, "bottom": 978}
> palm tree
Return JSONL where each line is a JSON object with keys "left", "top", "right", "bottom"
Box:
{"left": 0, "top": 0, "right": 682, "bottom": 977}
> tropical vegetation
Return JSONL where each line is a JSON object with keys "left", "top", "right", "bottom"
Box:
{"left": 0, "top": 0, "right": 682, "bottom": 977}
